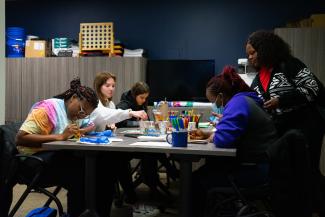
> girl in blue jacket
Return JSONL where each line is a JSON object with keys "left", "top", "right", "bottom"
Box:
{"left": 191, "top": 66, "right": 278, "bottom": 216}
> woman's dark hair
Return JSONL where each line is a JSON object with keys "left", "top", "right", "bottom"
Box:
{"left": 131, "top": 81, "right": 150, "bottom": 98}
{"left": 94, "top": 72, "right": 116, "bottom": 105}
{"left": 54, "top": 77, "right": 99, "bottom": 109}
{"left": 247, "top": 30, "right": 291, "bottom": 67}
{"left": 206, "top": 66, "right": 252, "bottom": 98}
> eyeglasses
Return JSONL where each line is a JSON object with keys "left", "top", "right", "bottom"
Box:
{"left": 78, "top": 100, "right": 90, "bottom": 119}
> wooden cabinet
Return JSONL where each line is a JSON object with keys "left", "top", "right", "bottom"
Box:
{"left": 274, "top": 27, "right": 325, "bottom": 84}
{"left": 5, "top": 57, "right": 147, "bottom": 122}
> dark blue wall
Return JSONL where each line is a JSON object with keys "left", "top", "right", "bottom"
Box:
{"left": 6, "top": 0, "right": 325, "bottom": 72}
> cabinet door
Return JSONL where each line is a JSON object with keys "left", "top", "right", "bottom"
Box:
{"left": 47, "top": 57, "right": 79, "bottom": 96}
{"left": 78, "top": 57, "right": 147, "bottom": 104}
{"left": 275, "top": 28, "right": 325, "bottom": 84}
{"left": 6, "top": 57, "right": 146, "bottom": 122}
{"left": 6, "top": 58, "right": 22, "bottom": 122}
{"left": 114, "top": 57, "right": 146, "bottom": 103}
{"left": 20, "top": 58, "right": 77, "bottom": 120}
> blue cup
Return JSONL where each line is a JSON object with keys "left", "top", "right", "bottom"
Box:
{"left": 166, "top": 131, "right": 188, "bottom": 147}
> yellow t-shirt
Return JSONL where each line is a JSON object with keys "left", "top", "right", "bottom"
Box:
{"left": 18, "top": 98, "right": 88, "bottom": 155}
{"left": 18, "top": 108, "right": 52, "bottom": 155}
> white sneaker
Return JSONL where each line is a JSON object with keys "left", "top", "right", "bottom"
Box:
{"left": 132, "top": 204, "right": 160, "bottom": 217}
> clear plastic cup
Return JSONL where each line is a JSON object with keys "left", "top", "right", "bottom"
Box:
{"left": 153, "top": 110, "right": 163, "bottom": 121}
{"left": 158, "top": 121, "right": 169, "bottom": 135}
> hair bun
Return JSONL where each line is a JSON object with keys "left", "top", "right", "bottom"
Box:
{"left": 222, "top": 65, "right": 236, "bottom": 75}
{"left": 70, "top": 77, "right": 81, "bottom": 90}
{"left": 222, "top": 65, "right": 237, "bottom": 83}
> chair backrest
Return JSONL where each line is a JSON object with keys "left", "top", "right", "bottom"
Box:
{"left": 0, "top": 122, "right": 65, "bottom": 217}
{"left": 0, "top": 122, "right": 23, "bottom": 217}
{"left": 0, "top": 122, "right": 22, "bottom": 186}
{"left": 266, "top": 129, "right": 312, "bottom": 217}
{"left": 320, "top": 134, "right": 325, "bottom": 177}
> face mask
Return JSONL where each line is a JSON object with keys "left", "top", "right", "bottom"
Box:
{"left": 210, "top": 103, "right": 224, "bottom": 124}
{"left": 211, "top": 103, "right": 224, "bottom": 115}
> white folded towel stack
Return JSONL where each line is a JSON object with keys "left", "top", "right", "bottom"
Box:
{"left": 123, "top": 48, "right": 144, "bottom": 57}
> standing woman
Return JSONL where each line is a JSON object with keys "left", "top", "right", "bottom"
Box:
{"left": 246, "top": 30, "right": 325, "bottom": 215}
{"left": 91, "top": 72, "right": 147, "bottom": 132}
{"left": 15, "top": 78, "right": 98, "bottom": 217}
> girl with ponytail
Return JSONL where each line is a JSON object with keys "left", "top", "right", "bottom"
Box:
{"left": 17, "top": 77, "right": 98, "bottom": 149}
{"left": 15, "top": 78, "right": 113, "bottom": 217}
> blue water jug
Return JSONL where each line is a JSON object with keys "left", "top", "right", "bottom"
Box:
{"left": 6, "top": 27, "right": 25, "bottom": 58}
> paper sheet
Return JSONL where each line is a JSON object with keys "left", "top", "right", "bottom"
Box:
{"left": 120, "top": 129, "right": 142, "bottom": 134}
{"left": 137, "top": 135, "right": 166, "bottom": 142}
{"left": 189, "top": 139, "right": 208, "bottom": 144}
{"left": 109, "top": 138, "right": 124, "bottom": 142}
{"left": 129, "top": 142, "right": 172, "bottom": 147}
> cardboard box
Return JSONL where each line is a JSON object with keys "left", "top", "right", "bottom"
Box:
{"left": 311, "top": 14, "right": 325, "bottom": 27}
{"left": 286, "top": 18, "right": 312, "bottom": 28}
{"left": 25, "top": 40, "right": 47, "bottom": 58}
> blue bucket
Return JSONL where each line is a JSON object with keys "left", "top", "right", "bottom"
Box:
{"left": 6, "top": 27, "right": 26, "bottom": 58}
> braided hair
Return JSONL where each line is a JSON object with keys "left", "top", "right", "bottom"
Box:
{"left": 206, "top": 66, "right": 252, "bottom": 98}
{"left": 54, "top": 77, "right": 99, "bottom": 109}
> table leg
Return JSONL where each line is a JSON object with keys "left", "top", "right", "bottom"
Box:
{"left": 85, "top": 153, "right": 96, "bottom": 210}
{"left": 179, "top": 159, "right": 192, "bottom": 217}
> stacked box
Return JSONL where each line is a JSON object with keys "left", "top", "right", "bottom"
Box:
{"left": 311, "top": 14, "right": 325, "bottom": 27}
{"left": 53, "top": 38, "right": 71, "bottom": 48}
{"left": 25, "top": 40, "right": 47, "bottom": 58}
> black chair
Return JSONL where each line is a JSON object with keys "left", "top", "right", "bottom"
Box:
{"left": 267, "top": 129, "right": 312, "bottom": 217}
{"left": 204, "top": 129, "right": 312, "bottom": 217}
{"left": 115, "top": 125, "right": 178, "bottom": 201}
{"left": 132, "top": 159, "right": 173, "bottom": 197}
{"left": 114, "top": 158, "right": 174, "bottom": 207}
{"left": 157, "top": 154, "right": 179, "bottom": 188}
{"left": 204, "top": 167, "right": 273, "bottom": 217}
{"left": 0, "top": 122, "right": 64, "bottom": 217}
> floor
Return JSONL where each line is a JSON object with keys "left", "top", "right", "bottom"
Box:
{"left": 11, "top": 174, "right": 179, "bottom": 217}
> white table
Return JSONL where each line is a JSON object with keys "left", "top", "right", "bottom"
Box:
{"left": 42, "top": 133, "right": 236, "bottom": 217}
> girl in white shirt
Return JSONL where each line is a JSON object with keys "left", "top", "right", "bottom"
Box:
{"left": 91, "top": 72, "right": 147, "bottom": 131}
